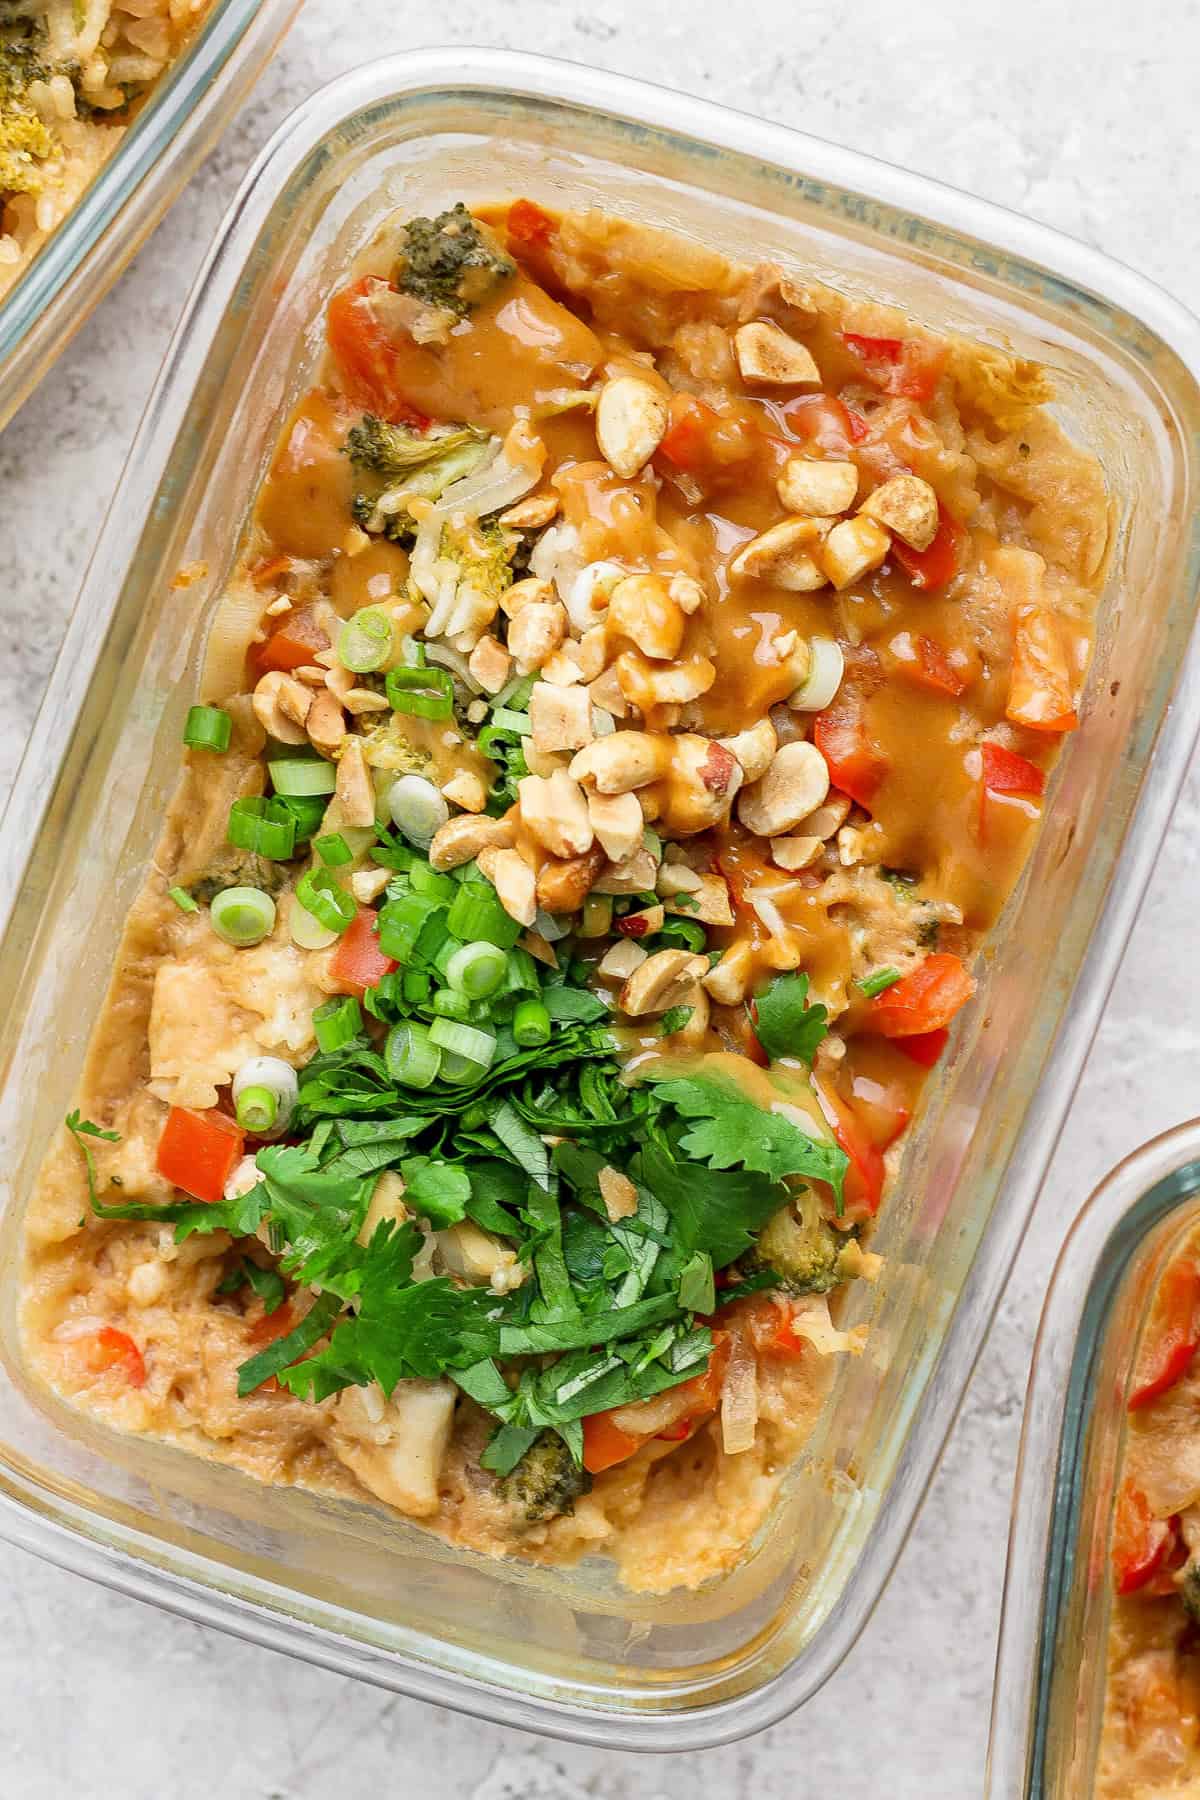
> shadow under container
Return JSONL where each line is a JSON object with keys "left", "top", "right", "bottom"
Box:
{"left": 990, "top": 1123, "right": 1200, "bottom": 1797}
{"left": 0, "top": 0, "right": 300, "bottom": 431}
{"left": 2, "top": 48, "right": 1200, "bottom": 1752}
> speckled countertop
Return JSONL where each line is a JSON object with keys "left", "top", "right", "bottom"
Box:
{"left": 2, "top": 3, "right": 1199, "bottom": 1794}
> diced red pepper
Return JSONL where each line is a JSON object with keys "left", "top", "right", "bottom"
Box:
{"left": 326, "top": 276, "right": 430, "bottom": 427}
{"left": 1112, "top": 1480, "right": 1178, "bottom": 1595}
{"left": 84, "top": 1327, "right": 146, "bottom": 1388}
{"left": 815, "top": 1083, "right": 885, "bottom": 1218}
{"left": 328, "top": 906, "right": 397, "bottom": 999}
{"left": 847, "top": 1071, "right": 911, "bottom": 1150}
{"left": 813, "top": 696, "right": 888, "bottom": 809}
{"left": 980, "top": 741, "right": 1045, "bottom": 798}
{"left": 784, "top": 392, "right": 869, "bottom": 453}
{"left": 898, "top": 634, "right": 968, "bottom": 698}
{"left": 867, "top": 953, "right": 976, "bottom": 1039}
{"left": 583, "top": 1335, "right": 729, "bottom": 1472}
{"left": 656, "top": 393, "right": 758, "bottom": 480}
{"left": 1128, "top": 1258, "right": 1200, "bottom": 1410}
{"left": 253, "top": 603, "right": 331, "bottom": 676}
{"left": 582, "top": 1412, "right": 643, "bottom": 1473}
{"left": 1007, "top": 606, "right": 1079, "bottom": 733}
{"left": 156, "top": 1106, "right": 245, "bottom": 1205}
{"left": 894, "top": 1028, "right": 950, "bottom": 1068}
{"left": 507, "top": 197, "right": 556, "bottom": 249}
{"left": 842, "top": 332, "right": 946, "bottom": 404}
{"left": 892, "top": 503, "right": 967, "bottom": 591}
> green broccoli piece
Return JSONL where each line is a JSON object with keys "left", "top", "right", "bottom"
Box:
{"left": 346, "top": 414, "right": 493, "bottom": 540}
{"left": 744, "top": 1195, "right": 848, "bottom": 1296}
{"left": 395, "top": 204, "right": 515, "bottom": 318}
{"left": 0, "top": 27, "right": 59, "bottom": 198}
{"left": 499, "top": 1432, "right": 592, "bottom": 1523}
{"left": 189, "top": 850, "right": 292, "bottom": 906}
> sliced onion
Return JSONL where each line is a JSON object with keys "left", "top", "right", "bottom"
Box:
{"left": 52, "top": 1315, "right": 110, "bottom": 1343}
{"left": 790, "top": 637, "right": 845, "bottom": 711}
{"left": 533, "top": 907, "right": 571, "bottom": 942}
{"left": 288, "top": 893, "right": 338, "bottom": 951}
{"left": 721, "top": 1341, "right": 759, "bottom": 1455}
{"left": 743, "top": 883, "right": 803, "bottom": 941}
{"left": 423, "top": 639, "right": 477, "bottom": 691}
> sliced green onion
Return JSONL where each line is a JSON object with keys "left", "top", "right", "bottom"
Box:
{"left": 338, "top": 607, "right": 394, "bottom": 674}
{"left": 446, "top": 939, "right": 508, "bottom": 999}
{"left": 295, "top": 868, "right": 356, "bottom": 935}
{"left": 378, "top": 890, "right": 441, "bottom": 960}
{"left": 210, "top": 886, "right": 277, "bottom": 947}
{"left": 437, "top": 1049, "right": 483, "bottom": 1084}
{"left": 493, "top": 670, "right": 537, "bottom": 711}
{"left": 315, "top": 832, "right": 352, "bottom": 868}
{"left": 276, "top": 793, "right": 327, "bottom": 846}
{"left": 386, "top": 664, "right": 454, "bottom": 720}
{"left": 512, "top": 999, "right": 551, "bottom": 1047}
{"left": 490, "top": 706, "right": 533, "bottom": 736}
{"left": 235, "top": 1085, "right": 278, "bottom": 1134}
{"left": 402, "top": 968, "right": 432, "bottom": 1004}
{"left": 386, "top": 774, "right": 449, "bottom": 848}
{"left": 269, "top": 757, "right": 337, "bottom": 798}
{"left": 445, "top": 881, "right": 522, "bottom": 949}
{"left": 313, "top": 995, "right": 361, "bottom": 1054}
{"left": 227, "top": 796, "right": 295, "bottom": 861}
{"left": 859, "top": 966, "right": 903, "bottom": 998}
{"left": 168, "top": 886, "right": 198, "bottom": 913}
{"left": 232, "top": 1056, "right": 298, "bottom": 1135}
{"left": 385, "top": 1020, "right": 442, "bottom": 1088}
{"left": 432, "top": 986, "right": 473, "bottom": 1021}
{"left": 429, "top": 1017, "right": 497, "bottom": 1069}
{"left": 500, "top": 945, "right": 539, "bottom": 1000}
{"left": 790, "top": 636, "right": 845, "bottom": 712}
{"left": 183, "top": 704, "right": 232, "bottom": 753}
{"left": 579, "top": 894, "right": 612, "bottom": 939}
{"left": 409, "top": 860, "right": 457, "bottom": 903}
{"left": 289, "top": 895, "right": 339, "bottom": 950}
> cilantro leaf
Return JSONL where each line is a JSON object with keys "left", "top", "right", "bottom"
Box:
{"left": 753, "top": 972, "right": 829, "bottom": 1063}
{"left": 636, "top": 1142, "right": 783, "bottom": 1269}
{"left": 399, "top": 1157, "right": 470, "bottom": 1228}
{"left": 243, "top": 1261, "right": 287, "bottom": 1315}
{"left": 236, "top": 1290, "right": 343, "bottom": 1396}
{"left": 651, "top": 1072, "right": 846, "bottom": 1198}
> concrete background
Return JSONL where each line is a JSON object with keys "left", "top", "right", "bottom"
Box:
{"left": 2, "top": 2, "right": 1198, "bottom": 1793}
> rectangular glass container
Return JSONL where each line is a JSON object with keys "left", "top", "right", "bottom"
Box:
{"left": 2, "top": 48, "right": 1200, "bottom": 1751}
{"left": 988, "top": 1123, "right": 1200, "bottom": 1797}
{"left": 0, "top": 0, "right": 300, "bottom": 431}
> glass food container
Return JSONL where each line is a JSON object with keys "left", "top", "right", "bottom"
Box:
{"left": 0, "top": 0, "right": 301, "bottom": 431}
{"left": 989, "top": 1123, "right": 1200, "bottom": 1797}
{"left": 2, "top": 48, "right": 1200, "bottom": 1752}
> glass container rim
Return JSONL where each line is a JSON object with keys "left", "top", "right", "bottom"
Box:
{"left": 5, "top": 46, "right": 1200, "bottom": 1751}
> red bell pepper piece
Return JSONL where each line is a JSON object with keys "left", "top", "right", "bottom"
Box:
{"left": 253, "top": 604, "right": 331, "bottom": 676}
{"left": 582, "top": 1412, "right": 643, "bottom": 1473}
{"left": 1112, "top": 1480, "right": 1178, "bottom": 1595}
{"left": 656, "top": 393, "right": 757, "bottom": 480}
{"left": 813, "top": 696, "right": 888, "bottom": 809}
{"left": 892, "top": 504, "right": 967, "bottom": 592}
{"left": 84, "top": 1327, "right": 146, "bottom": 1388}
{"left": 867, "top": 953, "right": 976, "bottom": 1039}
{"left": 326, "top": 276, "right": 429, "bottom": 427}
{"left": 898, "top": 634, "right": 968, "bottom": 698}
{"left": 842, "top": 332, "right": 946, "bottom": 404}
{"left": 1128, "top": 1258, "right": 1200, "bottom": 1410}
{"left": 784, "top": 392, "right": 869, "bottom": 452}
{"left": 328, "top": 906, "right": 397, "bottom": 1000}
{"left": 583, "top": 1336, "right": 729, "bottom": 1472}
{"left": 815, "top": 1083, "right": 886, "bottom": 1218}
{"left": 1007, "top": 606, "right": 1079, "bottom": 733}
{"left": 506, "top": 197, "right": 556, "bottom": 249}
{"left": 894, "top": 1028, "right": 950, "bottom": 1068}
{"left": 156, "top": 1106, "right": 245, "bottom": 1205}
{"left": 980, "top": 741, "right": 1045, "bottom": 798}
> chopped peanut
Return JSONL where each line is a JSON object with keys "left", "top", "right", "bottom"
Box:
{"left": 819, "top": 515, "right": 891, "bottom": 589}
{"left": 770, "top": 834, "right": 823, "bottom": 871}
{"left": 467, "top": 634, "right": 512, "bottom": 695}
{"left": 500, "top": 576, "right": 555, "bottom": 620}
{"left": 703, "top": 941, "right": 755, "bottom": 1005}
{"left": 718, "top": 718, "right": 776, "bottom": 783}
{"left": 588, "top": 789, "right": 644, "bottom": 863}
{"left": 666, "top": 872, "right": 733, "bottom": 927}
{"left": 608, "top": 574, "right": 685, "bottom": 661}
{"left": 499, "top": 492, "right": 560, "bottom": 530}
{"left": 252, "top": 671, "right": 310, "bottom": 744}
{"left": 595, "top": 375, "right": 669, "bottom": 477}
{"left": 477, "top": 846, "right": 537, "bottom": 927}
{"left": 620, "top": 949, "right": 709, "bottom": 1017}
{"left": 599, "top": 1167, "right": 639, "bottom": 1222}
{"left": 441, "top": 770, "right": 488, "bottom": 814}
{"left": 570, "top": 731, "right": 665, "bottom": 794}
{"left": 518, "top": 770, "right": 594, "bottom": 858}
{"left": 777, "top": 458, "right": 859, "bottom": 517}
{"left": 335, "top": 737, "right": 376, "bottom": 828}
{"left": 738, "top": 740, "right": 831, "bottom": 838}
{"left": 429, "top": 813, "right": 515, "bottom": 872}
{"left": 598, "top": 938, "right": 648, "bottom": 979}
{"left": 508, "top": 600, "right": 568, "bottom": 674}
{"left": 306, "top": 688, "right": 346, "bottom": 755}
{"left": 858, "top": 473, "right": 939, "bottom": 551}
{"left": 733, "top": 321, "right": 821, "bottom": 387}
{"left": 529, "top": 681, "right": 594, "bottom": 752}
{"left": 730, "top": 519, "right": 830, "bottom": 592}
{"left": 535, "top": 845, "right": 606, "bottom": 914}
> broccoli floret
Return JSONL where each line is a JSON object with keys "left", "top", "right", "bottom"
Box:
{"left": 395, "top": 204, "right": 515, "bottom": 318}
{"left": 0, "top": 27, "right": 59, "bottom": 198}
{"left": 499, "top": 1432, "right": 592, "bottom": 1523}
{"left": 345, "top": 415, "right": 493, "bottom": 541}
{"left": 745, "top": 1194, "right": 848, "bottom": 1296}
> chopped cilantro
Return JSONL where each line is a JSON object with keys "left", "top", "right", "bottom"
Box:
{"left": 752, "top": 972, "right": 829, "bottom": 1063}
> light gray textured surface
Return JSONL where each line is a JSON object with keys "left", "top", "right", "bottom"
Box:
{"left": 1, "top": 3, "right": 1198, "bottom": 1795}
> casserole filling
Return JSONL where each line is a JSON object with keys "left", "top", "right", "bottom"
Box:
{"left": 0, "top": 0, "right": 217, "bottom": 296}
{"left": 1102, "top": 1240, "right": 1200, "bottom": 1796}
{"left": 22, "top": 201, "right": 1106, "bottom": 1590}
